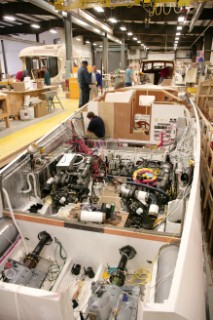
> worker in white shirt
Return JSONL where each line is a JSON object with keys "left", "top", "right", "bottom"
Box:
{"left": 89, "top": 65, "right": 102, "bottom": 100}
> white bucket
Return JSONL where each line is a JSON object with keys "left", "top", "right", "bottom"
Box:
{"left": 19, "top": 108, "right": 31, "bottom": 121}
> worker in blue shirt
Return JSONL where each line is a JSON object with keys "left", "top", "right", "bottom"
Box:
{"left": 77, "top": 61, "right": 91, "bottom": 108}
{"left": 89, "top": 65, "right": 102, "bottom": 100}
{"left": 125, "top": 65, "right": 136, "bottom": 87}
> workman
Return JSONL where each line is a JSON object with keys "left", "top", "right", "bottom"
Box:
{"left": 78, "top": 60, "right": 91, "bottom": 108}
{"left": 42, "top": 66, "right": 51, "bottom": 86}
{"left": 158, "top": 66, "right": 172, "bottom": 84}
{"left": 89, "top": 65, "right": 102, "bottom": 100}
{"left": 86, "top": 111, "right": 105, "bottom": 139}
{"left": 15, "top": 69, "right": 28, "bottom": 82}
{"left": 125, "top": 65, "right": 136, "bottom": 87}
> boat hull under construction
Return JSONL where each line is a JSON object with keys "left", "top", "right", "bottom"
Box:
{"left": 0, "top": 86, "right": 205, "bottom": 320}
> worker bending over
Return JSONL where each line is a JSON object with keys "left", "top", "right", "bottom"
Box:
{"left": 86, "top": 112, "right": 105, "bottom": 139}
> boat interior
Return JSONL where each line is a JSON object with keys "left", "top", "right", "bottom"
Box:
{"left": 0, "top": 86, "right": 205, "bottom": 320}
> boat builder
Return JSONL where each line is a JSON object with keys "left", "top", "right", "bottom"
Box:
{"left": 42, "top": 66, "right": 51, "bottom": 85}
{"left": 86, "top": 111, "right": 105, "bottom": 139}
{"left": 78, "top": 60, "right": 91, "bottom": 108}
{"left": 15, "top": 69, "right": 28, "bottom": 81}
{"left": 89, "top": 65, "right": 102, "bottom": 100}
{"left": 125, "top": 65, "right": 136, "bottom": 87}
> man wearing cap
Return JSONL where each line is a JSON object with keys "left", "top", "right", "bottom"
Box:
{"left": 77, "top": 60, "right": 91, "bottom": 108}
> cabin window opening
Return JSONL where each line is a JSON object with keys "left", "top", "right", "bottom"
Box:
{"left": 25, "top": 57, "right": 58, "bottom": 79}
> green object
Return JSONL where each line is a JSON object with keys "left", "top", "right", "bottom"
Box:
{"left": 44, "top": 70, "right": 51, "bottom": 85}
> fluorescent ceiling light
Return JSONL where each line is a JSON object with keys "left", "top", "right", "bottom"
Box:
{"left": 31, "top": 24, "right": 40, "bottom": 29}
{"left": 127, "top": 32, "right": 133, "bottom": 36}
{"left": 94, "top": 28, "right": 101, "bottom": 33}
{"left": 85, "top": 40, "right": 90, "bottom": 44}
{"left": 120, "top": 26, "right": 126, "bottom": 31}
{"left": 93, "top": 43, "right": 97, "bottom": 46}
{"left": 50, "top": 29, "right": 57, "bottom": 34}
{"left": 99, "top": 45, "right": 103, "bottom": 48}
{"left": 108, "top": 17, "right": 117, "bottom": 23}
{"left": 76, "top": 37, "right": 81, "bottom": 41}
{"left": 62, "top": 11, "right": 67, "bottom": 17}
{"left": 133, "top": 37, "right": 137, "bottom": 40}
{"left": 175, "top": 37, "right": 179, "bottom": 40}
{"left": 178, "top": 16, "right": 185, "bottom": 22}
{"left": 3, "top": 15, "right": 15, "bottom": 21}
{"left": 177, "top": 26, "right": 183, "bottom": 30}
{"left": 77, "top": 20, "right": 88, "bottom": 27}
{"left": 176, "top": 32, "right": 181, "bottom": 36}
{"left": 94, "top": 7, "right": 104, "bottom": 12}
{"left": 137, "top": 40, "right": 141, "bottom": 43}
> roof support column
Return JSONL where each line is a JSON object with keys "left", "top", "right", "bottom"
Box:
{"left": 103, "top": 33, "right": 108, "bottom": 74}
{"left": 120, "top": 39, "right": 125, "bottom": 70}
{"left": 36, "top": 34, "right": 40, "bottom": 43}
{"left": 64, "top": 12, "right": 73, "bottom": 79}
{"left": 1, "top": 40, "right": 8, "bottom": 77}
{"left": 204, "top": 32, "right": 212, "bottom": 62}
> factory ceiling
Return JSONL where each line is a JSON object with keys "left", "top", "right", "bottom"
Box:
{"left": 0, "top": 0, "right": 212, "bottom": 51}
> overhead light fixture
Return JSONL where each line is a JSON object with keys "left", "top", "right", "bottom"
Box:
{"left": 99, "top": 45, "right": 103, "bottom": 48}
{"left": 50, "top": 29, "right": 57, "bottom": 34}
{"left": 175, "top": 37, "right": 180, "bottom": 40}
{"left": 120, "top": 26, "right": 126, "bottom": 31}
{"left": 85, "top": 40, "right": 90, "bottom": 44}
{"left": 94, "top": 7, "right": 104, "bottom": 12}
{"left": 93, "top": 43, "right": 97, "bottom": 46}
{"left": 94, "top": 28, "right": 101, "bottom": 33}
{"left": 137, "top": 40, "right": 141, "bottom": 43}
{"left": 3, "top": 15, "right": 15, "bottom": 21}
{"left": 177, "top": 26, "right": 183, "bottom": 30}
{"left": 127, "top": 32, "right": 133, "bottom": 36}
{"left": 176, "top": 32, "right": 181, "bottom": 36}
{"left": 76, "top": 37, "right": 81, "bottom": 41}
{"left": 178, "top": 16, "right": 185, "bottom": 22}
{"left": 62, "top": 11, "right": 67, "bottom": 17}
{"left": 77, "top": 20, "right": 88, "bottom": 27}
{"left": 108, "top": 17, "right": 117, "bottom": 23}
{"left": 133, "top": 37, "right": 137, "bottom": 40}
{"left": 31, "top": 24, "right": 40, "bottom": 29}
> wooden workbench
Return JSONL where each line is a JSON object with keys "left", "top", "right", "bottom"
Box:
{"left": 3, "top": 85, "right": 57, "bottom": 119}
{"left": 0, "top": 94, "right": 10, "bottom": 128}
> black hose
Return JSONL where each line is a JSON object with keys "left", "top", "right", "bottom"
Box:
{"left": 126, "top": 181, "right": 169, "bottom": 198}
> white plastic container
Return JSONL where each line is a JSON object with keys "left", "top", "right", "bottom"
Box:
{"left": 20, "top": 108, "right": 31, "bottom": 120}
{"left": 19, "top": 106, "right": 34, "bottom": 120}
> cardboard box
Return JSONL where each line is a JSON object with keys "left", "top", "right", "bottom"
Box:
{"left": 34, "top": 101, "right": 48, "bottom": 118}
{"left": 36, "top": 80, "right": 44, "bottom": 89}
{"left": 12, "top": 82, "right": 28, "bottom": 91}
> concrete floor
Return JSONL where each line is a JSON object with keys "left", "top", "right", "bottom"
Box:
{"left": 0, "top": 93, "right": 78, "bottom": 167}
